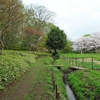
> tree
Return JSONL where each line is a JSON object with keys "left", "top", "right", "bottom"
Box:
{"left": 22, "top": 4, "right": 56, "bottom": 51}
{"left": 0, "top": 0, "right": 24, "bottom": 54}
{"left": 63, "top": 39, "right": 73, "bottom": 53}
{"left": 73, "top": 33, "right": 100, "bottom": 53}
{"left": 24, "top": 5, "right": 55, "bottom": 32}
{"left": 46, "top": 27, "right": 67, "bottom": 56}
{"left": 43, "top": 23, "right": 56, "bottom": 34}
{"left": 22, "top": 26, "right": 43, "bottom": 51}
{"left": 0, "top": 0, "right": 8, "bottom": 54}
{"left": 83, "top": 34, "right": 91, "bottom": 37}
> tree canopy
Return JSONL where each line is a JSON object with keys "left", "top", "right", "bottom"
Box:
{"left": 46, "top": 27, "right": 67, "bottom": 54}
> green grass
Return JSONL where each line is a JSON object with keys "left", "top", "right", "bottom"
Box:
{"left": 1, "top": 51, "right": 100, "bottom": 100}
{"left": 24, "top": 57, "right": 56, "bottom": 100}
{"left": 68, "top": 70, "right": 100, "bottom": 100}
{"left": 60, "top": 53, "right": 100, "bottom": 69}
{"left": 66, "top": 58, "right": 100, "bottom": 69}
{"left": 53, "top": 67, "right": 68, "bottom": 100}
{"left": 60, "top": 53, "right": 100, "bottom": 99}
{"left": 61, "top": 53, "right": 100, "bottom": 61}
{"left": 44, "top": 56, "right": 69, "bottom": 100}
{"left": 0, "top": 50, "right": 36, "bottom": 89}
{"left": 0, "top": 51, "right": 68, "bottom": 99}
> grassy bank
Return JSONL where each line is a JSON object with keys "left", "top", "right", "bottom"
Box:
{"left": 59, "top": 53, "right": 100, "bottom": 100}
{"left": 0, "top": 50, "right": 36, "bottom": 89}
{"left": 68, "top": 70, "right": 100, "bottom": 100}
{"left": 53, "top": 67, "right": 68, "bottom": 100}
{"left": 44, "top": 56, "right": 69, "bottom": 100}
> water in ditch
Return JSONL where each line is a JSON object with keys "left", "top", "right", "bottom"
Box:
{"left": 66, "top": 82, "right": 76, "bottom": 100}
{"left": 63, "top": 73, "right": 76, "bottom": 100}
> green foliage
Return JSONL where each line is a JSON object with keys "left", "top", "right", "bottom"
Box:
{"left": 54, "top": 52, "right": 60, "bottom": 59}
{"left": 0, "top": 50, "right": 36, "bottom": 89}
{"left": 53, "top": 67, "right": 68, "bottom": 100}
{"left": 62, "top": 39, "right": 73, "bottom": 53}
{"left": 46, "top": 27, "right": 67, "bottom": 50}
{"left": 0, "top": 0, "right": 24, "bottom": 53}
{"left": 44, "top": 56, "right": 68, "bottom": 99}
{"left": 68, "top": 70, "right": 100, "bottom": 100}
{"left": 24, "top": 57, "right": 55, "bottom": 100}
{"left": 83, "top": 34, "right": 91, "bottom": 37}
{"left": 44, "top": 56, "right": 53, "bottom": 65}
{"left": 54, "top": 59, "right": 69, "bottom": 70}
{"left": 33, "top": 51, "right": 50, "bottom": 56}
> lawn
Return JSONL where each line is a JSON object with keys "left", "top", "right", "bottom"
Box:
{"left": 61, "top": 53, "right": 100, "bottom": 61}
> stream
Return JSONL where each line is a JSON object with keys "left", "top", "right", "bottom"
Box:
{"left": 63, "top": 72, "right": 76, "bottom": 100}
{"left": 58, "top": 66, "right": 77, "bottom": 100}
{"left": 66, "top": 82, "right": 76, "bottom": 100}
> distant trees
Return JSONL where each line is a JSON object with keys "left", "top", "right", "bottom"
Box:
{"left": 73, "top": 33, "right": 100, "bottom": 53}
{"left": 0, "top": 1, "right": 56, "bottom": 54}
{"left": 21, "top": 4, "right": 56, "bottom": 51}
{"left": 63, "top": 39, "right": 73, "bottom": 53}
{"left": 26, "top": 5, "right": 55, "bottom": 32}
{"left": 46, "top": 27, "right": 67, "bottom": 56}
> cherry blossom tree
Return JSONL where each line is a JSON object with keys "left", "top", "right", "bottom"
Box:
{"left": 73, "top": 33, "right": 100, "bottom": 53}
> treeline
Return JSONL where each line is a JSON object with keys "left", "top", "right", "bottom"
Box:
{"left": 0, "top": 0, "right": 56, "bottom": 54}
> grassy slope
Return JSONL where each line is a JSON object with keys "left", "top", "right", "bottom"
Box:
{"left": 0, "top": 50, "right": 36, "bottom": 89}
{"left": 0, "top": 51, "right": 68, "bottom": 100}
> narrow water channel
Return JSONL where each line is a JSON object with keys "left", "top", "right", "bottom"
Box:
{"left": 66, "top": 82, "right": 76, "bottom": 100}
{"left": 62, "top": 72, "right": 76, "bottom": 100}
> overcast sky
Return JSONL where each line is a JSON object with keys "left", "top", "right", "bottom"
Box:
{"left": 22, "top": 0, "right": 100, "bottom": 40}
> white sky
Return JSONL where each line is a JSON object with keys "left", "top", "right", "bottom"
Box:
{"left": 22, "top": 0, "right": 100, "bottom": 40}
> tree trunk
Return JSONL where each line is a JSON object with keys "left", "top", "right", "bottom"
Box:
{"left": 0, "top": 40, "right": 4, "bottom": 55}
{"left": 0, "top": 34, "right": 4, "bottom": 55}
{"left": 54, "top": 49, "right": 57, "bottom": 55}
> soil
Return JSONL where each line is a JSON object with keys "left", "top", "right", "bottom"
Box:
{"left": 0, "top": 57, "right": 52, "bottom": 100}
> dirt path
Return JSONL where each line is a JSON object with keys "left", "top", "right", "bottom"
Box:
{"left": 84, "top": 58, "right": 100, "bottom": 64}
{"left": 76, "top": 58, "right": 100, "bottom": 65}
{"left": 0, "top": 57, "right": 53, "bottom": 100}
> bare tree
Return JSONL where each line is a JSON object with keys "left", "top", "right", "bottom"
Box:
{"left": 23, "top": 4, "right": 56, "bottom": 51}
{"left": 25, "top": 4, "right": 56, "bottom": 32}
